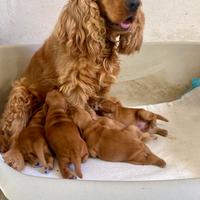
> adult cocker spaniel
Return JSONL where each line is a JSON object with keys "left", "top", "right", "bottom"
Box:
{"left": 0, "top": 0, "right": 144, "bottom": 168}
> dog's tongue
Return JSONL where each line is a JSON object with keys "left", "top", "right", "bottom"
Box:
{"left": 119, "top": 21, "right": 131, "bottom": 30}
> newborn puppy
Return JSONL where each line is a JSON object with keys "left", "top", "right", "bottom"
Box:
{"left": 89, "top": 97, "right": 168, "bottom": 137}
{"left": 71, "top": 108, "right": 166, "bottom": 168}
{"left": 18, "top": 109, "right": 54, "bottom": 172}
{"left": 44, "top": 90, "right": 89, "bottom": 179}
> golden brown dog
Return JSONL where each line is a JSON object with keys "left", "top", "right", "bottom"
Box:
{"left": 71, "top": 108, "right": 166, "bottom": 168}
{"left": 89, "top": 97, "right": 169, "bottom": 137}
{"left": 44, "top": 90, "right": 89, "bottom": 179}
{"left": 17, "top": 109, "right": 54, "bottom": 172}
{"left": 1, "top": 0, "right": 144, "bottom": 169}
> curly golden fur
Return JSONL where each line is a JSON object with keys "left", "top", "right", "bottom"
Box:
{"left": 0, "top": 0, "right": 144, "bottom": 168}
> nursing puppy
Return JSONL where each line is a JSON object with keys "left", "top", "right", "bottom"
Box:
{"left": 44, "top": 90, "right": 89, "bottom": 179}
{"left": 18, "top": 109, "right": 54, "bottom": 172}
{"left": 71, "top": 108, "right": 166, "bottom": 168}
{"left": 89, "top": 97, "right": 168, "bottom": 137}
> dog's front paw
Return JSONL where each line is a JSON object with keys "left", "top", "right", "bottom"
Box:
{"left": 44, "top": 157, "right": 54, "bottom": 173}
{"left": 3, "top": 148, "right": 25, "bottom": 171}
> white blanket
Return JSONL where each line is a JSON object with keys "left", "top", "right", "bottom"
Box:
{"left": 1, "top": 88, "right": 200, "bottom": 181}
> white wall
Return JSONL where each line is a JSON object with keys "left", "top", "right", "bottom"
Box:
{"left": 0, "top": 0, "right": 200, "bottom": 44}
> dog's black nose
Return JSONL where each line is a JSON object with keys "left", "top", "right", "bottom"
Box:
{"left": 127, "top": 0, "right": 140, "bottom": 12}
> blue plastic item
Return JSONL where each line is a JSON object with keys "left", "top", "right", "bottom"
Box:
{"left": 192, "top": 78, "right": 200, "bottom": 89}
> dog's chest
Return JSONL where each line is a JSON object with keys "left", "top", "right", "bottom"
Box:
{"left": 95, "top": 55, "right": 120, "bottom": 93}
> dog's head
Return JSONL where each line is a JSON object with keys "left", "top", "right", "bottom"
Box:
{"left": 98, "top": 0, "right": 141, "bottom": 30}
{"left": 89, "top": 97, "right": 121, "bottom": 113}
{"left": 54, "top": 0, "right": 144, "bottom": 57}
{"left": 69, "top": 107, "right": 92, "bottom": 130}
{"left": 44, "top": 90, "right": 67, "bottom": 113}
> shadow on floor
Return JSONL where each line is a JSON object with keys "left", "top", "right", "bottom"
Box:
{"left": 0, "top": 190, "right": 7, "bottom": 200}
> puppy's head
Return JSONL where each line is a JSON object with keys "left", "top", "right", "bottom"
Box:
{"left": 69, "top": 107, "right": 92, "bottom": 130}
{"left": 45, "top": 90, "right": 67, "bottom": 111}
{"left": 89, "top": 97, "right": 121, "bottom": 113}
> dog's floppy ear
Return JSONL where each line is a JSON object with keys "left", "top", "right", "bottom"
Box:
{"left": 53, "top": 0, "right": 106, "bottom": 60}
{"left": 118, "top": 7, "right": 145, "bottom": 55}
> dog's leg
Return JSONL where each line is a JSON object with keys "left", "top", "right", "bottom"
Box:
{"left": 128, "top": 153, "right": 166, "bottom": 168}
{"left": 24, "top": 153, "right": 41, "bottom": 167}
{"left": 145, "top": 152, "right": 166, "bottom": 168}
{"left": 58, "top": 158, "right": 77, "bottom": 179}
{"left": 81, "top": 143, "right": 89, "bottom": 163}
{"left": 136, "top": 109, "right": 154, "bottom": 121}
{"left": 44, "top": 146, "right": 54, "bottom": 171}
{"left": 136, "top": 110, "right": 168, "bottom": 137}
{"left": 128, "top": 144, "right": 166, "bottom": 168}
{"left": 1, "top": 80, "right": 37, "bottom": 169}
{"left": 89, "top": 149, "right": 98, "bottom": 158}
{"left": 33, "top": 141, "right": 49, "bottom": 173}
{"left": 141, "top": 132, "right": 157, "bottom": 142}
{"left": 3, "top": 141, "right": 25, "bottom": 171}
{"left": 149, "top": 127, "right": 168, "bottom": 137}
{"left": 72, "top": 156, "right": 83, "bottom": 179}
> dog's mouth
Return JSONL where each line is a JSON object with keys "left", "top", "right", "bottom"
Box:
{"left": 109, "top": 15, "right": 135, "bottom": 31}
{"left": 118, "top": 16, "right": 134, "bottom": 30}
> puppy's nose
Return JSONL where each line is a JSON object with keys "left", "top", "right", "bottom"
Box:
{"left": 127, "top": 0, "right": 140, "bottom": 12}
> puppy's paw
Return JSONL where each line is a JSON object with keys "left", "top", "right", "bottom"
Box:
{"left": 68, "top": 172, "right": 77, "bottom": 179}
{"left": 61, "top": 167, "right": 77, "bottom": 179}
{"left": 46, "top": 158, "right": 54, "bottom": 172}
{"left": 24, "top": 154, "right": 41, "bottom": 167}
{"left": 3, "top": 148, "right": 24, "bottom": 171}
{"left": 156, "top": 159, "right": 166, "bottom": 168}
{"left": 44, "top": 167, "right": 51, "bottom": 174}
{"left": 82, "top": 153, "right": 89, "bottom": 163}
{"left": 89, "top": 149, "right": 97, "bottom": 158}
{"left": 42, "top": 159, "right": 54, "bottom": 174}
{"left": 156, "top": 129, "right": 168, "bottom": 137}
{"left": 149, "top": 128, "right": 168, "bottom": 137}
{"left": 34, "top": 161, "right": 43, "bottom": 168}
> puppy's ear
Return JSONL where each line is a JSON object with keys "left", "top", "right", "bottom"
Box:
{"left": 118, "top": 7, "right": 145, "bottom": 55}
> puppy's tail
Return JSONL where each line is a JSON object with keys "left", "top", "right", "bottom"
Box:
{"left": 73, "top": 157, "right": 83, "bottom": 179}
{"left": 156, "top": 114, "right": 169, "bottom": 122}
